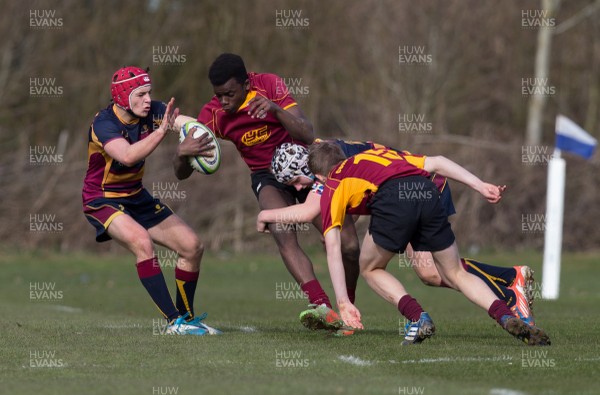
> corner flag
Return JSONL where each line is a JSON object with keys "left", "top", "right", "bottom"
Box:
{"left": 543, "top": 115, "right": 596, "bottom": 300}
{"left": 555, "top": 115, "right": 597, "bottom": 159}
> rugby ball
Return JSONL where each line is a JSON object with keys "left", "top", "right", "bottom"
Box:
{"left": 179, "top": 121, "right": 221, "bottom": 174}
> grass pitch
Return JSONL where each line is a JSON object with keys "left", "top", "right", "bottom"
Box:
{"left": 1, "top": 248, "right": 598, "bottom": 395}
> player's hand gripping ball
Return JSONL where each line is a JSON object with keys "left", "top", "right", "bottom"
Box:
{"left": 179, "top": 121, "right": 221, "bottom": 174}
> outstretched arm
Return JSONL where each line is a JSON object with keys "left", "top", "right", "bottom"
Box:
{"left": 324, "top": 228, "right": 364, "bottom": 329}
{"left": 256, "top": 191, "right": 321, "bottom": 232}
{"left": 105, "top": 98, "right": 178, "bottom": 167}
{"left": 423, "top": 155, "right": 506, "bottom": 203}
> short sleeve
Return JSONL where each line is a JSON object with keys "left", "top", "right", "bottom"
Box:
{"left": 91, "top": 118, "right": 123, "bottom": 147}
{"left": 262, "top": 74, "right": 297, "bottom": 111}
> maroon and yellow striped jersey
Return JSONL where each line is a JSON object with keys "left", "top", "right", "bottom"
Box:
{"left": 82, "top": 102, "right": 165, "bottom": 204}
{"left": 320, "top": 148, "right": 430, "bottom": 235}
{"left": 198, "top": 72, "right": 303, "bottom": 171}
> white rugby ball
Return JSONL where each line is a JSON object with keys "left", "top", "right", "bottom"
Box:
{"left": 179, "top": 121, "right": 221, "bottom": 174}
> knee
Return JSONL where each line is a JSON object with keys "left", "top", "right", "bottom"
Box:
{"left": 341, "top": 240, "right": 360, "bottom": 264}
{"left": 180, "top": 234, "right": 204, "bottom": 262}
{"left": 130, "top": 234, "right": 155, "bottom": 259}
{"left": 273, "top": 233, "right": 301, "bottom": 258}
{"left": 417, "top": 271, "right": 442, "bottom": 287}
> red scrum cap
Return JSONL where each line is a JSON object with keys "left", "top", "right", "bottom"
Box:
{"left": 111, "top": 66, "right": 151, "bottom": 111}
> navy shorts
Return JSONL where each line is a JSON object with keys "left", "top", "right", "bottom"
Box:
{"left": 439, "top": 182, "right": 456, "bottom": 217}
{"left": 83, "top": 189, "right": 173, "bottom": 242}
{"left": 250, "top": 169, "right": 310, "bottom": 203}
{"left": 367, "top": 176, "right": 455, "bottom": 253}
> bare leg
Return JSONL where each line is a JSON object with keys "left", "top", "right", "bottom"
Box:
{"left": 359, "top": 231, "right": 405, "bottom": 306}
{"left": 431, "top": 241, "right": 497, "bottom": 310}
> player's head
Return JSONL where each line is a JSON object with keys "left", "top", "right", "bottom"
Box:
{"left": 308, "top": 141, "right": 346, "bottom": 182}
{"left": 272, "top": 143, "right": 314, "bottom": 190}
{"left": 111, "top": 66, "right": 152, "bottom": 117}
{"left": 208, "top": 53, "right": 249, "bottom": 114}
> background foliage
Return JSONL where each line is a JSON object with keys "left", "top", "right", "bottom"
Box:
{"left": 1, "top": 0, "right": 599, "bottom": 253}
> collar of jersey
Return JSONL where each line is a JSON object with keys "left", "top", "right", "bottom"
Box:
{"left": 112, "top": 104, "right": 140, "bottom": 125}
{"left": 237, "top": 91, "right": 258, "bottom": 113}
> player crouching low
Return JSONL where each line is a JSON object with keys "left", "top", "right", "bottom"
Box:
{"left": 306, "top": 142, "right": 550, "bottom": 345}
{"left": 261, "top": 141, "right": 538, "bottom": 341}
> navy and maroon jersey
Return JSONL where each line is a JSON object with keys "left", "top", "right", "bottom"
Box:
{"left": 198, "top": 72, "right": 303, "bottom": 172}
{"left": 82, "top": 101, "right": 166, "bottom": 204}
{"left": 320, "top": 148, "right": 430, "bottom": 235}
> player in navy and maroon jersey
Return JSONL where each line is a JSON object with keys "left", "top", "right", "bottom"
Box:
{"left": 259, "top": 140, "right": 536, "bottom": 327}
{"left": 174, "top": 53, "right": 345, "bottom": 331}
{"left": 83, "top": 66, "right": 219, "bottom": 335}
{"left": 307, "top": 142, "right": 550, "bottom": 345}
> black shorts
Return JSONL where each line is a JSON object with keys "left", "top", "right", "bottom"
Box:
{"left": 83, "top": 189, "right": 173, "bottom": 242}
{"left": 250, "top": 169, "right": 310, "bottom": 203}
{"left": 367, "top": 176, "right": 455, "bottom": 253}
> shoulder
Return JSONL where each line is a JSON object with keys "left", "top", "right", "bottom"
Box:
{"left": 92, "top": 105, "right": 121, "bottom": 133}
{"left": 250, "top": 72, "right": 283, "bottom": 88}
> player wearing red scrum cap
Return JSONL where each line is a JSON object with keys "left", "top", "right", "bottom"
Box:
{"left": 82, "top": 66, "right": 218, "bottom": 335}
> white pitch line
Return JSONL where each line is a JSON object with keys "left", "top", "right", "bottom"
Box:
{"left": 338, "top": 355, "right": 373, "bottom": 366}
{"left": 239, "top": 326, "right": 258, "bottom": 333}
{"left": 399, "top": 356, "right": 513, "bottom": 364}
{"left": 47, "top": 305, "right": 83, "bottom": 313}
{"left": 490, "top": 389, "right": 528, "bottom": 395}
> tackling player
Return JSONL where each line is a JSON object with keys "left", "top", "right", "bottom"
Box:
{"left": 258, "top": 141, "right": 535, "bottom": 328}
{"left": 82, "top": 66, "right": 219, "bottom": 335}
{"left": 307, "top": 141, "right": 550, "bottom": 345}
{"left": 174, "top": 53, "right": 349, "bottom": 331}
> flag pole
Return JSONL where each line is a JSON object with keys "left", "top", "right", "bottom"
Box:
{"left": 541, "top": 148, "right": 565, "bottom": 299}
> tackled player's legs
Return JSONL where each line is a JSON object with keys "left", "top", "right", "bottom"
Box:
{"left": 404, "top": 244, "right": 443, "bottom": 287}
{"left": 430, "top": 241, "right": 497, "bottom": 310}
{"left": 259, "top": 185, "right": 319, "bottom": 285}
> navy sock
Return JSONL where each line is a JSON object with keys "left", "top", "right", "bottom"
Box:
{"left": 136, "top": 257, "right": 179, "bottom": 321}
{"left": 462, "top": 259, "right": 515, "bottom": 303}
{"left": 175, "top": 267, "right": 199, "bottom": 318}
{"left": 463, "top": 258, "right": 516, "bottom": 286}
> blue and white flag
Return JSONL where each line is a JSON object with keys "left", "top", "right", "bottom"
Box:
{"left": 555, "top": 115, "right": 597, "bottom": 159}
